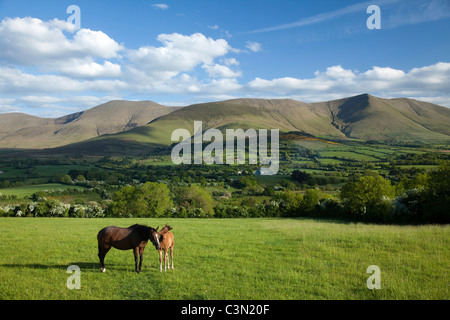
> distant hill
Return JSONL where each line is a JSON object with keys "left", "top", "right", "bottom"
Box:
{"left": 1, "top": 94, "right": 449, "bottom": 156}
{"left": 0, "top": 100, "right": 180, "bottom": 149}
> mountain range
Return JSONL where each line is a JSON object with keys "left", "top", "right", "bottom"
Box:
{"left": 1, "top": 94, "right": 449, "bottom": 156}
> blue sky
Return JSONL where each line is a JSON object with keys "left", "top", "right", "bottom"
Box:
{"left": 0, "top": 0, "right": 449, "bottom": 117}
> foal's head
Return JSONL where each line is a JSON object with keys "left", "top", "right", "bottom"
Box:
{"left": 159, "top": 224, "right": 173, "bottom": 234}
{"left": 149, "top": 226, "right": 161, "bottom": 250}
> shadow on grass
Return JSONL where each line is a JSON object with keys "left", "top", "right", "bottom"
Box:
{"left": 0, "top": 261, "right": 162, "bottom": 273}
{"left": 1, "top": 262, "right": 97, "bottom": 270}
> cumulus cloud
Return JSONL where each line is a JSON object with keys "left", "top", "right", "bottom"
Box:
{"left": 324, "top": 65, "right": 356, "bottom": 79}
{"left": 245, "top": 62, "right": 450, "bottom": 105}
{"left": 0, "top": 67, "right": 127, "bottom": 95}
{"left": 202, "top": 63, "right": 242, "bottom": 78}
{"left": 0, "top": 17, "right": 124, "bottom": 78}
{"left": 127, "top": 33, "right": 233, "bottom": 81}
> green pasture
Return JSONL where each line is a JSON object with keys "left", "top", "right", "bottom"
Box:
{"left": 0, "top": 218, "right": 448, "bottom": 300}
{"left": 318, "top": 151, "right": 379, "bottom": 162}
{"left": 0, "top": 164, "right": 93, "bottom": 181}
{"left": 0, "top": 183, "right": 86, "bottom": 198}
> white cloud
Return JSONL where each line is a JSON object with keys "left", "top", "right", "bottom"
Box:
{"left": 223, "top": 58, "right": 240, "bottom": 66}
{"left": 152, "top": 4, "right": 169, "bottom": 10}
{"left": 127, "top": 33, "right": 232, "bottom": 81}
{"left": 202, "top": 63, "right": 242, "bottom": 78}
{"left": 56, "top": 59, "right": 122, "bottom": 78}
{"left": 0, "top": 67, "right": 127, "bottom": 95}
{"left": 245, "top": 62, "right": 450, "bottom": 106}
{"left": 364, "top": 66, "right": 405, "bottom": 80}
{"left": 246, "top": 41, "right": 262, "bottom": 53}
{"left": 325, "top": 65, "right": 356, "bottom": 79}
{"left": 0, "top": 17, "right": 124, "bottom": 78}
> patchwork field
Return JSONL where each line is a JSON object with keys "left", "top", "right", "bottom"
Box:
{"left": 0, "top": 218, "right": 448, "bottom": 300}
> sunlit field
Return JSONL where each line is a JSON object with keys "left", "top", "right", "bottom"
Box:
{"left": 0, "top": 218, "right": 448, "bottom": 300}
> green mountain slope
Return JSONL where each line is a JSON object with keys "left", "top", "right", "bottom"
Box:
{"left": 0, "top": 100, "right": 179, "bottom": 149}
{"left": 311, "top": 94, "right": 450, "bottom": 142}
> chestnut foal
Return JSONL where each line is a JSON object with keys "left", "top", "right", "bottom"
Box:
{"left": 158, "top": 224, "right": 174, "bottom": 272}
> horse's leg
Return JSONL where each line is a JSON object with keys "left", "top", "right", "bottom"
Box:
{"left": 159, "top": 250, "right": 163, "bottom": 272}
{"left": 98, "top": 245, "right": 110, "bottom": 273}
{"left": 133, "top": 247, "right": 140, "bottom": 273}
{"left": 138, "top": 247, "right": 145, "bottom": 273}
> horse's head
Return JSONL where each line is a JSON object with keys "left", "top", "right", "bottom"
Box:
{"left": 149, "top": 226, "right": 161, "bottom": 250}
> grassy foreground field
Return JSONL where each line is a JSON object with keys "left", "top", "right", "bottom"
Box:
{"left": 0, "top": 218, "right": 448, "bottom": 300}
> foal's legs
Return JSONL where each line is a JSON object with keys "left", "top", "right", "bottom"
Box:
{"left": 98, "top": 244, "right": 110, "bottom": 273}
{"left": 159, "top": 250, "right": 163, "bottom": 272}
{"left": 170, "top": 245, "right": 174, "bottom": 270}
{"left": 164, "top": 250, "right": 169, "bottom": 271}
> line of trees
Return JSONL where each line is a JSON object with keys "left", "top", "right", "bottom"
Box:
{"left": 1, "top": 162, "right": 448, "bottom": 224}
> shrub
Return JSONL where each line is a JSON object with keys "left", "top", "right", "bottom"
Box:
{"left": 187, "top": 208, "right": 206, "bottom": 218}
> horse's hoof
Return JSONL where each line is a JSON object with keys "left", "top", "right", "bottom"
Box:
{"left": 101, "top": 268, "right": 106, "bottom": 273}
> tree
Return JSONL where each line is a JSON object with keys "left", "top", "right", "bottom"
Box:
{"left": 109, "top": 185, "right": 136, "bottom": 217}
{"left": 280, "top": 190, "right": 303, "bottom": 216}
{"left": 177, "top": 186, "right": 215, "bottom": 216}
{"left": 108, "top": 182, "right": 173, "bottom": 217}
{"left": 422, "top": 161, "right": 450, "bottom": 223}
{"left": 292, "top": 170, "right": 311, "bottom": 183}
{"left": 139, "top": 182, "right": 173, "bottom": 217}
{"left": 238, "top": 175, "right": 258, "bottom": 189}
{"left": 340, "top": 173, "right": 395, "bottom": 219}
{"left": 60, "top": 174, "right": 72, "bottom": 184}
{"left": 76, "top": 175, "right": 86, "bottom": 182}
{"left": 301, "top": 189, "right": 322, "bottom": 213}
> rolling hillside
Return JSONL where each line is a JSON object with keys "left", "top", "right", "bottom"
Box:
{"left": 0, "top": 100, "right": 179, "bottom": 149}
{"left": 1, "top": 94, "right": 449, "bottom": 156}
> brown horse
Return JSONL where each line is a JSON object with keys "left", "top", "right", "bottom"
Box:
{"left": 97, "top": 224, "right": 160, "bottom": 273}
{"left": 158, "top": 224, "right": 175, "bottom": 272}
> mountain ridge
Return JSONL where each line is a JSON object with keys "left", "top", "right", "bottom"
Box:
{"left": 1, "top": 94, "right": 449, "bottom": 155}
{"left": 0, "top": 100, "right": 180, "bottom": 149}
